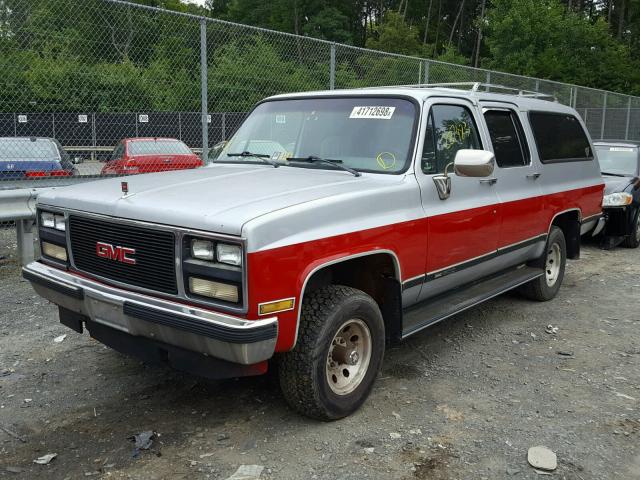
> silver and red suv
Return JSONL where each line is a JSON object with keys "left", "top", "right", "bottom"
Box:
{"left": 24, "top": 83, "right": 604, "bottom": 420}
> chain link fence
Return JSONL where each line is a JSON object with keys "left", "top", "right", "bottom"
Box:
{"left": 0, "top": 0, "right": 639, "bottom": 243}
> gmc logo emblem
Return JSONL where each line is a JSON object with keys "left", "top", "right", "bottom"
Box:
{"left": 96, "top": 241, "right": 136, "bottom": 265}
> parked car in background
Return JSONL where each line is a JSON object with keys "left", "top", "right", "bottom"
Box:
{"left": 101, "top": 138, "right": 203, "bottom": 175}
{"left": 24, "top": 84, "right": 603, "bottom": 420}
{"left": 0, "top": 137, "right": 76, "bottom": 179}
{"left": 594, "top": 141, "right": 640, "bottom": 248}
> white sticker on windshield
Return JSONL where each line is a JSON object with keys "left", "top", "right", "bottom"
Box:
{"left": 349, "top": 106, "right": 396, "bottom": 120}
{"left": 610, "top": 147, "right": 634, "bottom": 152}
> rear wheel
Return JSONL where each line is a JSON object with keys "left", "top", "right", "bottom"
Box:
{"left": 622, "top": 209, "right": 640, "bottom": 249}
{"left": 278, "top": 285, "right": 385, "bottom": 420}
{"left": 520, "top": 226, "right": 566, "bottom": 301}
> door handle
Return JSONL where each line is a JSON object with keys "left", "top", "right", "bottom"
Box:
{"left": 526, "top": 172, "right": 541, "bottom": 180}
{"left": 479, "top": 178, "right": 497, "bottom": 185}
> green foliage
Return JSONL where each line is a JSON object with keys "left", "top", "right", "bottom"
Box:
{"left": 365, "top": 11, "right": 425, "bottom": 57}
{"left": 1, "top": 0, "right": 638, "bottom": 116}
{"left": 436, "top": 44, "right": 470, "bottom": 66}
{"left": 302, "top": 7, "right": 352, "bottom": 44}
{"left": 207, "top": 37, "right": 325, "bottom": 111}
{"left": 485, "top": 0, "right": 636, "bottom": 93}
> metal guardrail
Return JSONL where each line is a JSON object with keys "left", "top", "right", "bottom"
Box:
{"left": 0, "top": 176, "right": 103, "bottom": 191}
{"left": 0, "top": 188, "right": 52, "bottom": 265}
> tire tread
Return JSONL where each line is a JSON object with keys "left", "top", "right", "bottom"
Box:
{"left": 278, "top": 285, "right": 377, "bottom": 420}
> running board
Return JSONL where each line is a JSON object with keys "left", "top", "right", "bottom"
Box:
{"left": 401, "top": 265, "right": 543, "bottom": 339}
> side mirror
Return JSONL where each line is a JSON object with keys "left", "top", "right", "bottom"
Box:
{"left": 453, "top": 149, "right": 495, "bottom": 177}
{"left": 209, "top": 140, "right": 228, "bottom": 160}
{"left": 432, "top": 149, "right": 495, "bottom": 200}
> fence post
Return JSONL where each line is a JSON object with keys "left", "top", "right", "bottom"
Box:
{"left": 625, "top": 97, "right": 631, "bottom": 140}
{"left": 535, "top": 80, "right": 539, "bottom": 92}
{"left": 423, "top": 60, "right": 430, "bottom": 84}
{"left": 485, "top": 71, "right": 490, "bottom": 91}
{"left": 418, "top": 61, "right": 422, "bottom": 85}
{"left": 200, "top": 19, "right": 209, "bottom": 163}
{"left": 222, "top": 112, "right": 226, "bottom": 141}
{"left": 600, "top": 92, "right": 607, "bottom": 140}
{"left": 91, "top": 113, "right": 97, "bottom": 162}
{"left": 329, "top": 43, "right": 336, "bottom": 90}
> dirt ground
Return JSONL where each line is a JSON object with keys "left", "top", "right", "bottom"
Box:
{"left": 0, "top": 230, "right": 638, "bottom": 480}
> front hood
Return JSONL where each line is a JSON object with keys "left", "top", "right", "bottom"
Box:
{"left": 602, "top": 174, "right": 634, "bottom": 195}
{"left": 37, "top": 164, "right": 398, "bottom": 235}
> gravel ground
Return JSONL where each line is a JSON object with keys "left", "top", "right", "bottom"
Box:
{"left": 0, "top": 234, "right": 638, "bottom": 480}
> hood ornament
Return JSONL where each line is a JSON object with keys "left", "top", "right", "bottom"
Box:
{"left": 121, "top": 181, "right": 129, "bottom": 196}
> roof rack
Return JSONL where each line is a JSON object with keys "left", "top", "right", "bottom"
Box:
{"left": 363, "top": 82, "right": 558, "bottom": 102}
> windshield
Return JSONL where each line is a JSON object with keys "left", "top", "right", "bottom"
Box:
{"left": 128, "top": 140, "right": 192, "bottom": 156}
{"left": 0, "top": 138, "right": 60, "bottom": 161}
{"left": 212, "top": 97, "right": 417, "bottom": 174}
{"left": 595, "top": 146, "right": 638, "bottom": 176}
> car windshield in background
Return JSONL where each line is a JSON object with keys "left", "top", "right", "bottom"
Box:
{"left": 212, "top": 97, "right": 417, "bottom": 174}
{"left": 0, "top": 138, "right": 60, "bottom": 161}
{"left": 595, "top": 146, "right": 638, "bottom": 176}
{"left": 128, "top": 140, "right": 192, "bottom": 156}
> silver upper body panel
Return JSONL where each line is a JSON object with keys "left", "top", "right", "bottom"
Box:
{"left": 36, "top": 86, "right": 591, "bottom": 255}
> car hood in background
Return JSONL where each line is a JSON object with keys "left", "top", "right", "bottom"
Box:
{"left": 602, "top": 174, "right": 635, "bottom": 195}
{"left": 37, "top": 164, "right": 401, "bottom": 236}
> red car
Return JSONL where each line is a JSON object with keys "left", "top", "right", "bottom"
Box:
{"left": 101, "top": 138, "right": 203, "bottom": 175}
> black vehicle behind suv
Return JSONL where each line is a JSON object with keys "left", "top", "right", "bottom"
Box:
{"left": 594, "top": 141, "right": 640, "bottom": 249}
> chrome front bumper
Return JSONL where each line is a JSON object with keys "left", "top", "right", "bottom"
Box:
{"left": 22, "top": 261, "right": 278, "bottom": 365}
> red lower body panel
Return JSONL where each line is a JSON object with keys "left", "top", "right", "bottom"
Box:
{"left": 247, "top": 184, "right": 603, "bottom": 352}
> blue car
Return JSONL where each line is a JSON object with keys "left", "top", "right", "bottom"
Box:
{"left": 0, "top": 137, "right": 76, "bottom": 179}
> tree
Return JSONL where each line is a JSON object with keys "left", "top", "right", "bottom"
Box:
{"left": 302, "top": 7, "right": 352, "bottom": 43}
{"left": 485, "top": 0, "right": 636, "bottom": 92}
{"left": 365, "top": 10, "right": 425, "bottom": 56}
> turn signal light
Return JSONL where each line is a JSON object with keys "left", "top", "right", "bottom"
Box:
{"left": 259, "top": 298, "right": 295, "bottom": 316}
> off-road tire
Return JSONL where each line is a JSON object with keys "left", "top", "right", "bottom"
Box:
{"left": 622, "top": 209, "right": 640, "bottom": 249}
{"left": 520, "top": 226, "right": 566, "bottom": 301}
{"left": 278, "top": 285, "right": 385, "bottom": 421}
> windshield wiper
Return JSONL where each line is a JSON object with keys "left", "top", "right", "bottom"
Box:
{"left": 287, "top": 155, "right": 361, "bottom": 177}
{"left": 601, "top": 171, "right": 627, "bottom": 177}
{"left": 225, "top": 151, "right": 279, "bottom": 168}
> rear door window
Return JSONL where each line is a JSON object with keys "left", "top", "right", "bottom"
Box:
{"left": 421, "top": 104, "right": 481, "bottom": 174}
{"left": 528, "top": 112, "right": 592, "bottom": 163}
{"left": 484, "top": 110, "right": 530, "bottom": 168}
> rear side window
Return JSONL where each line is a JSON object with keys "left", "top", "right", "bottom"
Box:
{"left": 484, "top": 110, "right": 530, "bottom": 168}
{"left": 422, "top": 104, "right": 481, "bottom": 174}
{"left": 528, "top": 112, "right": 592, "bottom": 163}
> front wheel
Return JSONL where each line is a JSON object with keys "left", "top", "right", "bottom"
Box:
{"left": 519, "top": 226, "right": 567, "bottom": 301}
{"left": 278, "top": 285, "right": 385, "bottom": 420}
{"left": 622, "top": 209, "right": 640, "bottom": 248}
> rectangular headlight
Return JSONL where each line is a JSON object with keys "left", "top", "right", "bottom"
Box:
{"left": 189, "top": 277, "right": 239, "bottom": 303}
{"left": 40, "top": 211, "right": 66, "bottom": 231}
{"left": 41, "top": 211, "right": 55, "bottom": 229}
{"left": 603, "top": 192, "right": 632, "bottom": 207}
{"left": 191, "top": 239, "right": 214, "bottom": 261}
{"left": 42, "top": 241, "right": 67, "bottom": 261}
{"left": 216, "top": 243, "right": 242, "bottom": 266}
{"left": 54, "top": 214, "right": 66, "bottom": 231}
